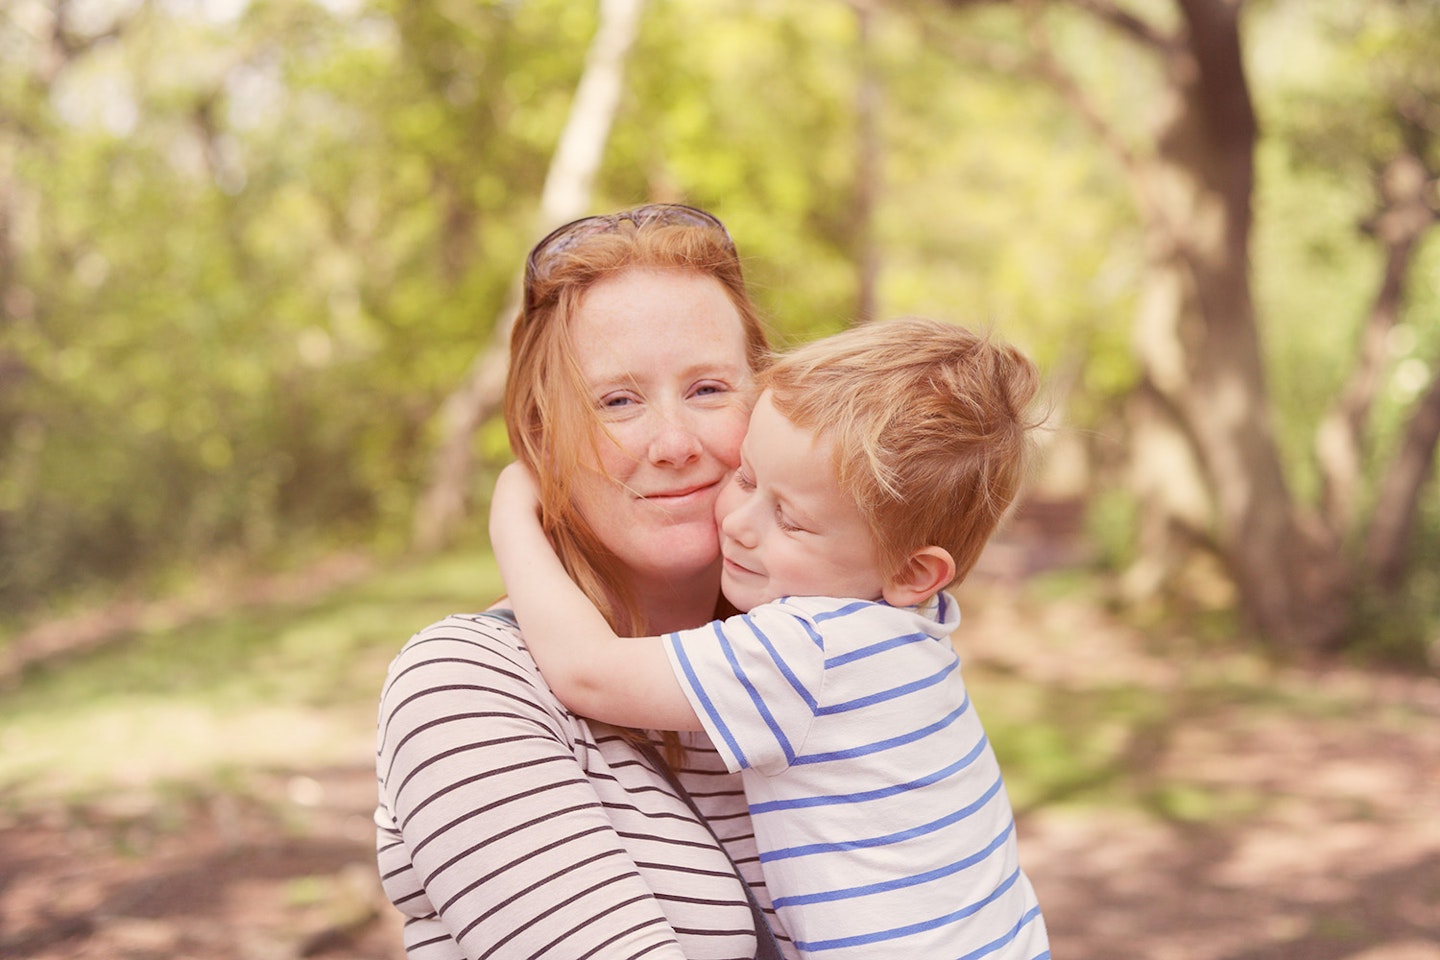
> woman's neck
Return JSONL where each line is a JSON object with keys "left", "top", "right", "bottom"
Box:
{"left": 628, "top": 560, "right": 724, "bottom": 635}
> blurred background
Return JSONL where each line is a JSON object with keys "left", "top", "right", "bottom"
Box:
{"left": 1, "top": 0, "right": 1437, "bottom": 958}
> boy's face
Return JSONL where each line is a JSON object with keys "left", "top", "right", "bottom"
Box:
{"left": 715, "top": 391, "right": 888, "bottom": 611}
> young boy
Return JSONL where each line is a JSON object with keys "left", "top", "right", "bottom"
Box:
{"left": 489, "top": 316, "right": 1051, "bottom": 960}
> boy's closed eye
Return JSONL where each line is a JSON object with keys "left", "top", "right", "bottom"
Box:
{"left": 732, "top": 471, "right": 805, "bottom": 533}
{"left": 775, "top": 509, "right": 805, "bottom": 533}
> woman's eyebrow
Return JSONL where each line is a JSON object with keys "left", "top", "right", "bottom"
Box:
{"left": 584, "top": 360, "right": 743, "bottom": 387}
{"left": 681, "top": 360, "right": 746, "bottom": 380}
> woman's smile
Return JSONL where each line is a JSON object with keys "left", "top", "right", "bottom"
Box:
{"left": 640, "top": 479, "right": 720, "bottom": 503}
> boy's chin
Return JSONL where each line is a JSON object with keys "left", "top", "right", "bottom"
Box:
{"left": 719, "top": 579, "right": 777, "bottom": 615}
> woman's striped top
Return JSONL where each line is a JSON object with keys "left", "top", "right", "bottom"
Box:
{"left": 374, "top": 610, "right": 796, "bottom": 959}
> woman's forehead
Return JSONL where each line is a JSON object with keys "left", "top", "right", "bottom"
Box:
{"left": 570, "top": 270, "right": 750, "bottom": 376}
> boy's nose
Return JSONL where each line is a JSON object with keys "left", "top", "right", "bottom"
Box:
{"left": 719, "top": 498, "right": 757, "bottom": 547}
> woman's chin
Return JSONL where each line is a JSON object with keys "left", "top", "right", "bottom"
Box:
{"left": 625, "top": 527, "right": 722, "bottom": 584}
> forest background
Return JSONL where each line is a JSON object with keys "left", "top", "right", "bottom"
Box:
{"left": 6, "top": 0, "right": 1440, "bottom": 658}
{"left": 1, "top": 1, "right": 1439, "bottom": 959}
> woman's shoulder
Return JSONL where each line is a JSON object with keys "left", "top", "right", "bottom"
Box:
{"left": 390, "top": 608, "right": 527, "bottom": 667}
{"left": 380, "top": 609, "right": 561, "bottom": 722}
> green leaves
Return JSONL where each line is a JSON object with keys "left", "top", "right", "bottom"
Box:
{"left": 3, "top": 0, "right": 1438, "bottom": 638}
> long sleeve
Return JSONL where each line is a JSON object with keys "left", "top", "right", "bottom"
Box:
{"left": 375, "top": 612, "right": 766, "bottom": 960}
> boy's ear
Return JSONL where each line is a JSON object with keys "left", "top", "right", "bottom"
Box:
{"left": 881, "top": 547, "right": 956, "bottom": 607}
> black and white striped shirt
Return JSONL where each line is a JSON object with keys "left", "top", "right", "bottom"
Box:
{"left": 375, "top": 611, "right": 794, "bottom": 959}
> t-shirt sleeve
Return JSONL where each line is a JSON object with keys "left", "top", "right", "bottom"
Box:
{"left": 663, "top": 603, "right": 826, "bottom": 777}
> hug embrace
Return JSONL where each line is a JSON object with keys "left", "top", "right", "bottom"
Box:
{"left": 375, "top": 204, "right": 1051, "bottom": 960}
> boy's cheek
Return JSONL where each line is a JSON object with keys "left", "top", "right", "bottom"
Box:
{"left": 713, "top": 476, "right": 741, "bottom": 525}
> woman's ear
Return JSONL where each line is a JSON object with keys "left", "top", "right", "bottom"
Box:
{"left": 881, "top": 547, "right": 957, "bottom": 607}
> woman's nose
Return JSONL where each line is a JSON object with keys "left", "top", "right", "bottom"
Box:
{"left": 647, "top": 414, "right": 703, "bottom": 466}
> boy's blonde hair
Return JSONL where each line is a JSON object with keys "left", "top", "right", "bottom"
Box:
{"left": 761, "top": 317, "right": 1040, "bottom": 587}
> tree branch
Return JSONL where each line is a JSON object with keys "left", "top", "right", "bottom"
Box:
{"left": 1013, "top": 4, "right": 1201, "bottom": 263}
{"left": 1018, "top": 9, "right": 1140, "bottom": 176}
{"left": 1367, "top": 362, "right": 1440, "bottom": 592}
{"left": 1315, "top": 148, "right": 1436, "bottom": 538}
{"left": 44, "top": 0, "right": 148, "bottom": 82}
{"left": 1067, "top": 0, "right": 1173, "bottom": 50}
{"left": 412, "top": 0, "right": 648, "bottom": 552}
{"left": 936, "top": 0, "right": 1173, "bottom": 50}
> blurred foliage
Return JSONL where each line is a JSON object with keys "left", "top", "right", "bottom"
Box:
{"left": 1256, "top": 0, "right": 1440, "bottom": 509}
{"left": 1, "top": 0, "right": 1437, "bottom": 647}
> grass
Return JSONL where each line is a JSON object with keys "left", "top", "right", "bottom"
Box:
{"left": 981, "top": 683, "right": 1161, "bottom": 811}
{"left": 0, "top": 549, "right": 503, "bottom": 809}
{"left": 0, "top": 548, "right": 1418, "bottom": 829}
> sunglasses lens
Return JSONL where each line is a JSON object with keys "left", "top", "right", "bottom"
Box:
{"left": 525, "top": 204, "right": 733, "bottom": 293}
{"left": 532, "top": 218, "right": 612, "bottom": 265}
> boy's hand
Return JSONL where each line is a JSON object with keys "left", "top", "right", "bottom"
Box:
{"left": 492, "top": 461, "right": 542, "bottom": 518}
{"left": 490, "top": 462, "right": 544, "bottom": 553}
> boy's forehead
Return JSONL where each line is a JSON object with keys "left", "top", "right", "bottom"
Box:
{"left": 752, "top": 389, "right": 806, "bottom": 429}
{"left": 747, "top": 391, "right": 814, "bottom": 449}
{"left": 748, "top": 397, "right": 848, "bottom": 493}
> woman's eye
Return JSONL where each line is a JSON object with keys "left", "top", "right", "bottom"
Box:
{"left": 692, "top": 380, "right": 729, "bottom": 398}
{"left": 599, "top": 393, "right": 636, "bottom": 409}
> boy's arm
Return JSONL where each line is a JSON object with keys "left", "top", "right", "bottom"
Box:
{"left": 489, "top": 463, "right": 702, "bottom": 731}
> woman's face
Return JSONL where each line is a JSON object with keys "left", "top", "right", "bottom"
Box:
{"left": 568, "top": 267, "right": 754, "bottom": 589}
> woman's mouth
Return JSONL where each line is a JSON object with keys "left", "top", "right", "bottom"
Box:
{"left": 642, "top": 481, "right": 716, "bottom": 503}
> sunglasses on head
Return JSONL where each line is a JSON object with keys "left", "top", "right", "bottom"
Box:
{"left": 523, "top": 203, "right": 735, "bottom": 308}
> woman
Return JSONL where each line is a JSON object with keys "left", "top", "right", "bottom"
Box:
{"left": 374, "top": 205, "right": 792, "bottom": 959}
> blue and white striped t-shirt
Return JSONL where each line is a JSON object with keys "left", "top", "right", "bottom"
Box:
{"left": 664, "top": 592, "right": 1050, "bottom": 960}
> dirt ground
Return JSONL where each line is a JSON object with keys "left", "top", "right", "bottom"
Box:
{"left": 3, "top": 547, "right": 1439, "bottom": 959}
{"left": 960, "top": 591, "right": 1440, "bottom": 960}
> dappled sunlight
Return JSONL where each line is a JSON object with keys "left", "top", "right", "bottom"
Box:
{"left": 2, "top": 548, "right": 1437, "bottom": 958}
{"left": 2, "top": 0, "right": 1439, "bottom": 955}
{"left": 0, "top": 548, "right": 505, "bottom": 812}
{"left": 952, "top": 576, "right": 1440, "bottom": 960}
{"left": 0, "top": 700, "right": 374, "bottom": 807}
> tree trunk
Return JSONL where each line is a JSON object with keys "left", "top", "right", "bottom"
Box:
{"left": 412, "top": 0, "right": 646, "bottom": 552}
{"left": 853, "top": 0, "right": 882, "bottom": 324}
{"left": 938, "top": 0, "right": 1439, "bottom": 651}
{"left": 1110, "top": 0, "right": 1350, "bottom": 650}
